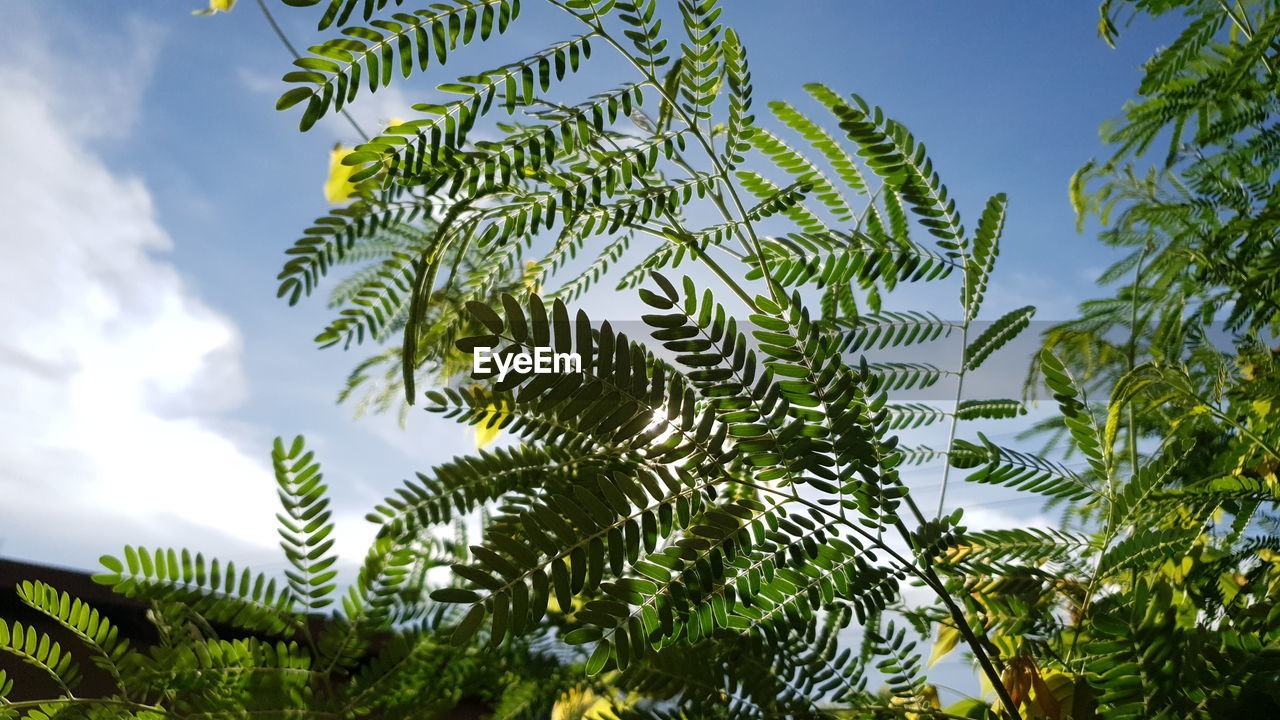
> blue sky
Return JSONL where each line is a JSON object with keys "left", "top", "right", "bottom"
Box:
{"left": 0, "top": 0, "right": 1175, "bottom": 598}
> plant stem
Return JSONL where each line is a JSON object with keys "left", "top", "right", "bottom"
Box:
{"left": 1220, "top": 0, "right": 1254, "bottom": 38}
{"left": 254, "top": 0, "right": 369, "bottom": 141}
{"left": 1203, "top": 401, "right": 1280, "bottom": 462}
{"left": 551, "top": 95, "right": 763, "bottom": 313}
{"left": 685, "top": 241, "right": 760, "bottom": 311}
{"left": 831, "top": 706, "right": 978, "bottom": 720}
{"left": 544, "top": 0, "right": 785, "bottom": 305}
{"left": 1125, "top": 243, "right": 1152, "bottom": 473}
{"left": 1218, "top": 0, "right": 1275, "bottom": 75}
{"left": 734, "top": 479, "right": 1021, "bottom": 719}
{"left": 508, "top": 4, "right": 1018, "bottom": 715}
{"left": 580, "top": 119, "right": 762, "bottom": 312}
{"left": 935, "top": 321, "right": 970, "bottom": 518}
{"left": 623, "top": 220, "right": 758, "bottom": 310}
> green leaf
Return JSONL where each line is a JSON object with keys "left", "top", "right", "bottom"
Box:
{"left": 1040, "top": 349, "right": 1109, "bottom": 477}
{"left": 451, "top": 604, "right": 486, "bottom": 645}
{"left": 431, "top": 588, "right": 481, "bottom": 604}
{"left": 955, "top": 398, "right": 1024, "bottom": 421}
{"left": 586, "top": 639, "right": 612, "bottom": 675}
{"left": 963, "top": 193, "right": 1005, "bottom": 321}
{"left": 963, "top": 305, "right": 1034, "bottom": 371}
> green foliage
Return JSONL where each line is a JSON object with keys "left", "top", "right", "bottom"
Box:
{"left": 974, "top": 4, "right": 1280, "bottom": 718}
{"left": 277, "top": 0, "right": 524, "bottom": 131}
{"left": 15, "top": 582, "right": 130, "bottom": 694}
{"left": 9, "top": 0, "right": 1042, "bottom": 715}
{"left": 0, "top": 620, "right": 79, "bottom": 696}
{"left": 11, "top": 2, "right": 1280, "bottom": 720}
{"left": 952, "top": 434, "right": 1095, "bottom": 501}
{"left": 274, "top": 436, "right": 340, "bottom": 611}
{"left": 251, "top": 1, "right": 1047, "bottom": 714}
{"left": 2, "top": 437, "right": 568, "bottom": 719}
{"left": 1074, "top": 0, "right": 1280, "bottom": 336}
{"left": 965, "top": 306, "right": 1035, "bottom": 372}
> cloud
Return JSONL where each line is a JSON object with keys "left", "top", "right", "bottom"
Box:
{"left": 0, "top": 12, "right": 280, "bottom": 569}
{"left": 0, "top": 5, "right": 162, "bottom": 141}
{"left": 960, "top": 504, "right": 1051, "bottom": 531}
{"left": 237, "top": 66, "right": 281, "bottom": 95}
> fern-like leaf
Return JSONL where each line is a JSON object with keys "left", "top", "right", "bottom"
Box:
{"left": 274, "top": 436, "right": 340, "bottom": 611}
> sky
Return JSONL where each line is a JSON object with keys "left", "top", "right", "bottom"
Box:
{"left": 0, "top": 0, "right": 1180, "bottom": 649}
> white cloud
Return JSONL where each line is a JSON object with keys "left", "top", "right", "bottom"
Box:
{"left": 0, "top": 6, "right": 161, "bottom": 141}
{"left": 959, "top": 504, "right": 1051, "bottom": 531}
{"left": 0, "top": 13, "right": 280, "bottom": 568}
{"left": 237, "top": 66, "right": 281, "bottom": 95}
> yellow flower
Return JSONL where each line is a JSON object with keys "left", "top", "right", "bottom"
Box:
{"left": 551, "top": 688, "right": 617, "bottom": 720}
{"left": 927, "top": 622, "right": 961, "bottom": 667}
{"left": 193, "top": 0, "right": 235, "bottom": 15}
{"left": 473, "top": 392, "right": 508, "bottom": 449}
{"left": 524, "top": 261, "right": 543, "bottom": 294}
{"left": 324, "top": 144, "right": 359, "bottom": 204}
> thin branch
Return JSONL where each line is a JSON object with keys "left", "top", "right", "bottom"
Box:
{"left": 254, "top": 0, "right": 369, "bottom": 141}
